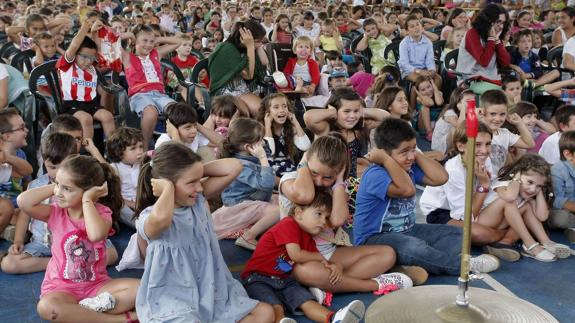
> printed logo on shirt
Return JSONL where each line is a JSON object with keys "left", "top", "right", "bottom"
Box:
{"left": 381, "top": 196, "right": 416, "bottom": 233}
{"left": 71, "top": 77, "right": 97, "bottom": 88}
{"left": 273, "top": 254, "right": 294, "bottom": 273}
{"left": 61, "top": 230, "right": 101, "bottom": 282}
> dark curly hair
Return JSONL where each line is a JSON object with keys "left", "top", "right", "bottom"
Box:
{"left": 497, "top": 153, "right": 554, "bottom": 206}
{"left": 471, "top": 4, "right": 510, "bottom": 42}
{"left": 106, "top": 127, "right": 144, "bottom": 163}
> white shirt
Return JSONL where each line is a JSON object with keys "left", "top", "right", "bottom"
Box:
{"left": 431, "top": 109, "right": 457, "bottom": 154}
{"left": 294, "top": 24, "right": 321, "bottom": 39}
{"left": 0, "top": 64, "right": 7, "bottom": 81}
{"left": 155, "top": 133, "right": 210, "bottom": 152}
{"left": 490, "top": 128, "right": 520, "bottom": 176}
{"left": 140, "top": 55, "right": 160, "bottom": 83}
{"left": 0, "top": 163, "right": 12, "bottom": 184}
{"left": 539, "top": 131, "right": 561, "bottom": 165}
{"left": 293, "top": 61, "right": 312, "bottom": 82}
{"left": 112, "top": 162, "right": 140, "bottom": 202}
{"left": 420, "top": 154, "right": 494, "bottom": 220}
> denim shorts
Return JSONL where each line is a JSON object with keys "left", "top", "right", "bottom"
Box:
{"left": 129, "top": 91, "right": 175, "bottom": 116}
{"left": 242, "top": 273, "right": 315, "bottom": 313}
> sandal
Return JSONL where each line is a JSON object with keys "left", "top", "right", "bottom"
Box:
{"left": 521, "top": 243, "right": 557, "bottom": 262}
{"left": 542, "top": 242, "right": 572, "bottom": 259}
{"left": 125, "top": 311, "right": 139, "bottom": 323}
{"left": 235, "top": 235, "right": 257, "bottom": 251}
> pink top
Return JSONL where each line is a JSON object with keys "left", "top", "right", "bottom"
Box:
{"left": 125, "top": 49, "right": 165, "bottom": 97}
{"left": 350, "top": 71, "right": 375, "bottom": 98}
{"left": 41, "top": 203, "right": 113, "bottom": 296}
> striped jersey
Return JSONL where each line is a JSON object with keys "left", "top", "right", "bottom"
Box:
{"left": 56, "top": 55, "right": 98, "bottom": 102}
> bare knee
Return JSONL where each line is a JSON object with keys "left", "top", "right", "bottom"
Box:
{"left": 0, "top": 198, "right": 14, "bottom": 218}
{"left": 37, "top": 298, "right": 63, "bottom": 321}
{"left": 251, "top": 302, "right": 274, "bottom": 323}
{"left": 293, "top": 263, "right": 327, "bottom": 286}
{"left": 141, "top": 106, "right": 158, "bottom": 121}
{"left": 377, "top": 245, "right": 397, "bottom": 266}
{"left": 1, "top": 254, "right": 21, "bottom": 273}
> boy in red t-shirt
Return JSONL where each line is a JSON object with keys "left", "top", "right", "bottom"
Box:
{"left": 170, "top": 34, "right": 209, "bottom": 109}
{"left": 241, "top": 191, "right": 366, "bottom": 323}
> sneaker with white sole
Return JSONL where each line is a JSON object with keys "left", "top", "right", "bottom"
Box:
{"left": 331, "top": 300, "right": 365, "bottom": 323}
{"left": 79, "top": 292, "right": 116, "bottom": 312}
{"left": 1, "top": 224, "right": 15, "bottom": 242}
{"left": 279, "top": 318, "right": 297, "bottom": 323}
{"left": 470, "top": 254, "right": 500, "bottom": 273}
{"left": 390, "top": 265, "right": 428, "bottom": 286}
{"left": 309, "top": 287, "right": 332, "bottom": 306}
{"left": 372, "top": 272, "right": 412, "bottom": 295}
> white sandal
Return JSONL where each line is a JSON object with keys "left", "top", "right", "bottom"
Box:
{"left": 521, "top": 243, "right": 557, "bottom": 262}
{"left": 542, "top": 242, "right": 572, "bottom": 259}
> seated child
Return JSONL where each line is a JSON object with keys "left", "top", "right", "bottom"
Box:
{"left": 509, "top": 29, "right": 560, "bottom": 87}
{"left": 354, "top": 118, "right": 500, "bottom": 275}
{"left": 106, "top": 127, "right": 144, "bottom": 228}
{"left": 431, "top": 88, "right": 474, "bottom": 154}
{"left": 155, "top": 103, "right": 222, "bottom": 162}
{"left": 6, "top": 13, "right": 70, "bottom": 51}
{"left": 282, "top": 36, "right": 321, "bottom": 96}
{"left": 32, "top": 32, "right": 61, "bottom": 69}
{"left": 1, "top": 133, "right": 118, "bottom": 274}
{"left": 241, "top": 190, "right": 368, "bottom": 323}
{"left": 501, "top": 74, "right": 523, "bottom": 108}
{"left": 365, "top": 66, "right": 400, "bottom": 108}
{"left": 316, "top": 19, "right": 343, "bottom": 57}
{"left": 550, "top": 130, "right": 575, "bottom": 242}
{"left": 0, "top": 108, "right": 32, "bottom": 242}
{"left": 320, "top": 50, "right": 346, "bottom": 75}
{"left": 440, "top": 27, "right": 466, "bottom": 63}
{"left": 508, "top": 102, "right": 556, "bottom": 155}
{"left": 412, "top": 75, "right": 444, "bottom": 141}
{"left": 56, "top": 18, "right": 116, "bottom": 141}
{"left": 539, "top": 105, "right": 575, "bottom": 165}
{"left": 169, "top": 34, "right": 207, "bottom": 108}
{"left": 355, "top": 18, "right": 394, "bottom": 75}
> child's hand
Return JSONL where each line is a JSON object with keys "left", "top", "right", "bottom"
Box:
{"left": 151, "top": 178, "right": 174, "bottom": 197}
{"left": 247, "top": 142, "right": 267, "bottom": 159}
{"left": 166, "top": 120, "right": 180, "bottom": 141}
{"left": 513, "top": 171, "right": 522, "bottom": 183}
{"left": 82, "top": 138, "right": 99, "bottom": 154}
{"left": 323, "top": 261, "right": 343, "bottom": 285}
{"left": 8, "top": 242, "right": 23, "bottom": 255}
{"left": 264, "top": 112, "right": 273, "bottom": 129}
{"left": 83, "top": 181, "right": 108, "bottom": 202}
{"left": 365, "top": 148, "right": 389, "bottom": 165}
{"left": 336, "top": 165, "right": 346, "bottom": 182}
{"left": 0, "top": 150, "right": 6, "bottom": 164}
{"left": 91, "top": 20, "right": 104, "bottom": 33}
{"left": 239, "top": 27, "right": 254, "bottom": 48}
{"left": 444, "top": 115, "right": 458, "bottom": 126}
{"left": 327, "top": 105, "right": 338, "bottom": 120}
{"left": 506, "top": 113, "right": 523, "bottom": 126}
{"left": 288, "top": 112, "right": 298, "bottom": 126}
{"left": 475, "top": 160, "right": 491, "bottom": 186}
{"left": 81, "top": 18, "right": 95, "bottom": 33}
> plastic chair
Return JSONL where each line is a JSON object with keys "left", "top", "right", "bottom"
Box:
{"left": 0, "top": 42, "right": 19, "bottom": 64}
{"left": 9, "top": 49, "right": 34, "bottom": 74}
{"left": 350, "top": 35, "right": 373, "bottom": 74}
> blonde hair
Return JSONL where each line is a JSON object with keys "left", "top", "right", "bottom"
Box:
{"left": 293, "top": 35, "right": 314, "bottom": 52}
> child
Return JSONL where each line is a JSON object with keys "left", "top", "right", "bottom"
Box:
{"left": 6, "top": 13, "right": 70, "bottom": 51}
{"left": 56, "top": 18, "right": 116, "bottom": 141}
{"left": 0, "top": 108, "right": 32, "bottom": 241}
{"left": 398, "top": 15, "right": 441, "bottom": 87}
{"left": 212, "top": 118, "right": 281, "bottom": 250}
{"left": 1, "top": 133, "right": 118, "bottom": 274}
{"left": 509, "top": 29, "right": 560, "bottom": 87}
{"left": 440, "top": 27, "right": 466, "bottom": 63}
{"left": 354, "top": 118, "right": 500, "bottom": 275}
{"left": 169, "top": 34, "right": 205, "bottom": 107}
{"left": 17, "top": 155, "right": 139, "bottom": 322}
{"left": 316, "top": 19, "right": 343, "bottom": 53}
{"left": 134, "top": 141, "right": 273, "bottom": 322}
{"left": 32, "top": 32, "right": 61, "bottom": 69}
{"left": 241, "top": 190, "right": 369, "bottom": 323}
{"left": 510, "top": 102, "right": 556, "bottom": 154}
{"left": 365, "top": 66, "right": 401, "bottom": 108}
{"left": 355, "top": 18, "right": 394, "bottom": 75}
{"left": 295, "top": 11, "right": 321, "bottom": 39}
{"left": 412, "top": 75, "right": 445, "bottom": 141}
{"left": 539, "top": 104, "right": 575, "bottom": 165}
{"left": 550, "top": 131, "right": 575, "bottom": 242}
{"left": 304, "top": 88, "right": 389, "bottom": 178}
{"left": 271, "top": 14, "right": 292, "bottom": 44}
{"left": 48, "top": 114, "right": 106, "bottom": 163}
{"left": 422, "top": 123, "right": 512, "bottom": 248}
{"left": 501, "top": 74, "right": 523, "bottom": 106}
{"left": 478, "top": 154, "right": 571, "bottom": 261}
{"left": 320, "top": 50, "right": 345, "bottom": 75}
{"left": 260, "top": 93, "right": 311, "bottom": 183}
{"left": 106, "top": 127, "right": 144, "bottom": 228}
{"left": 121, "top": 24, "right": 182, "bottom": 149}
{"left": 155, "top": 103, "right": 222, "bottom": 162}
{"left": 282, "top": 36, "right": 321, "bottom": 96}
{"left": 431, "top": 88, "right": 474, "bottom": 154}
{"left": 480, "top": 90, "right": 535, "bottom": 175}
{"left": 373, "top": 86, "right": 410, "bottom": 122}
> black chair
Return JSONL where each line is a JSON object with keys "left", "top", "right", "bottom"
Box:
{"left": 266, "top": 42, "right": 295, "bottom": 73}
{"left": 10, "top": 49, "right": 34, "bottom": 74}
{"left": 433, "top": 40, "right": 446, "bottom": 63}
{"left": 442, "top": 49, "right": 459, "bottom": 100}
{"left": 350, "top": 35, "right": 373, "bottom": 73}
{"left": 0, "top": 42, "right": 19, "bottom": 64}
{"left": 190, "top": 57, "right": 209, "bottom": 84}
{"left": 383, "top": 40, "right": 400, "bottom": 69}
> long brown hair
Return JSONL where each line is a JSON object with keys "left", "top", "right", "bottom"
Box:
{"left": 61, "top": 155, "right": 122, "bottom": 224}
{"left": 373, "top": 86, "right": 411, "bottom": 121}
{"left": 220, "top": 118, "right": 264, "bottom": 158}
{"left": 259, "top": 93, "right": 297, "bottom": 161}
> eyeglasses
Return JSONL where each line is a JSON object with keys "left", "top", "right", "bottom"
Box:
{"left": 2, "top": 124, "right": 27, "bottom": 134}
{"left": 77, "top": 53, "right": 98, "bottom": 62}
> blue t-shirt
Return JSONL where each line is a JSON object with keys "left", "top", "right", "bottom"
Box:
{"left": 353, "top": 163, "right": 425, "bottom": 245}
{"left": 0, "top": 149, "right": 28, "bottom": 206}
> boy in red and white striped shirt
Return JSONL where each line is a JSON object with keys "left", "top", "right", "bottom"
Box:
{"left": 56, "top": 18, "right": 115, "bottom": 141}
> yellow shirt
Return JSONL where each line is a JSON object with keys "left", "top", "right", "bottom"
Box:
{"left": 319, "top": 35, "right": 341, "bottom": 52}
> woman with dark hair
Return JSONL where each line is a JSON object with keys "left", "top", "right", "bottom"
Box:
{"left": 551, "top": 7, "right": 575, "bottom": 48}
{"left": 456, "top": 4, "right": 511, "bottom": 95}
{"left": 208, "top": 20, "right": 269, "bottom": 117}
{"left": 440, "top": 8, "right": 470, "bottom": 41}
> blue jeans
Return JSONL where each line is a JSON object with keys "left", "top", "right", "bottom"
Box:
{"left": 364, "top": 224, "right": 463, "bottom": 275}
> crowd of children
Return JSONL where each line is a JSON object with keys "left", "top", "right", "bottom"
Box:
{"left": 1, "top": 0, "right": 575, "bottom": 322}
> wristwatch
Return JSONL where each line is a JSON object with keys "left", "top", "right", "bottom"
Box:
{"left": 476, "top": 186, "right": 489, "bottom": 193}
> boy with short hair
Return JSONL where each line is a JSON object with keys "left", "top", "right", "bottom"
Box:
{"left": 509, "top": 29, "right": 560, "bottom": 87}
{"left": 480, "top": 89, "right": 535, "bottom": 174}
{"left": 32, "top": 32, "right": 61, "bottom": 68}
{"left": 398, "top": 15, "right": 441, "bottom": 87}
{"left": 354, "top": 118, "right": 500, "bottom": 275}
{"left": 551, "top": 130, "right": 575, "bottom": 242}
{"left": 539, "top": 105, "right": 575, "bottom": 165}
{"left": 501, "top": 74, "right": 522, "bottom": 106}
{"left": 0, "top": 108, "right": 32, "bottom": 242}
{"left": 241, "top": 190, "right": 367, "bottom": 323}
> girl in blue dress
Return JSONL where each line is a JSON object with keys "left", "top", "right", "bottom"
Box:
{"left": 134, "top": 142, "right": 274, "bottom": 322}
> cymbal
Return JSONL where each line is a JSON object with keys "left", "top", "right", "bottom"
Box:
{"left": 365, "top": 285, "right": 558, "bottom": 323}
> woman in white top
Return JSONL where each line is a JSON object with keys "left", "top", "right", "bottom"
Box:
{"left": 551, "top": 7, "right": 575, "bottom": 48}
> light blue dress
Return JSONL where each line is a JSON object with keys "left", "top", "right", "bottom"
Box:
{"left": 136, "top": 194, "right": 258, "bottom": 322}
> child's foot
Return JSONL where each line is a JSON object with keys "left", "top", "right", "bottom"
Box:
{"left": 0, "top": 224, "right": 16, "bottom": 242}
{"left": 470, "top": 254, "right": 500, "bottom": 273}
{"left": 372, "top": 272, "right": 412, "bottom": 295}
{"left": 390, "top": 265, "right": 428, "bottom": 285}
{"left": 294, "top": 77, "right": 304, "bottom": 92}
{"left": 79, "top": 292, "right": 116, "bottom": 312}
{"left": 235, "top": 234, "right": 257, "bottom": 251}
{"left": 483, "top": 242, "right": 521, "bottom": 262}
{"left": 542, "top": 241, "right": 571, "bottom": 259}
{"left": 331, "top": 300, "right": 365, "bottom": 323}
{"left": 309, "top": 287, "right": 333, "bottom": 306}
{"left": 521, "top": 243, "right": 557, "bottom": 262}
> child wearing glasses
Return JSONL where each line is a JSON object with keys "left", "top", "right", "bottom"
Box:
{"left": 55, "top": 18, "right": 116, "bottom": 142}
{"left": 0, "top": 108, "right": 32, "bottom": 244}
